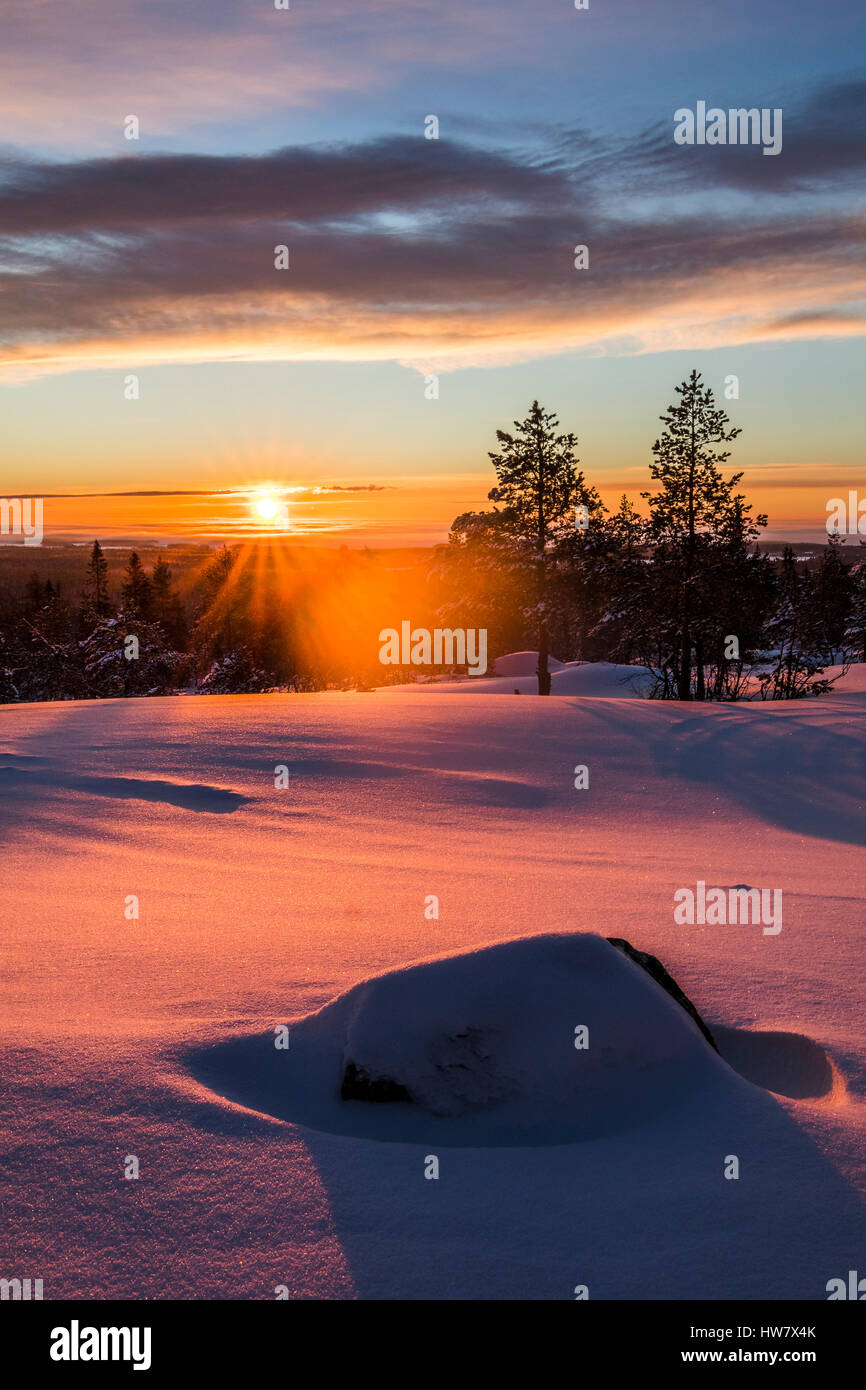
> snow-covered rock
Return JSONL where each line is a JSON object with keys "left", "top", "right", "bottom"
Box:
{"left": 492, "top": 651, "right": 565, "bottom": 677}
{"left": 293, "top": 932, "right": 728, "bottom": 1141}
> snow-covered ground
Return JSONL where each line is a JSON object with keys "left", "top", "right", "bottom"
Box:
{"left": 381, "top": 656, "right": 653, "bottom": 696}
{"left": 1, "top": 665, "right": 865, "bottom": 1299}
{"left": 382, "top": 655, "right": 866, "bottom": 699}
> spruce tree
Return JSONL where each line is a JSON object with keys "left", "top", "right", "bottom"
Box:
{"left": 151, "top": 556, "right": 188, "bottom": 648}
{"left": 847, "top": 555, "right": 866, "bottom": 662}
{"left": 86, "top": 539, "right": 110, "bottom": 616}
{"left": 488, "top": 400, "right": 600, "bottom": 694}
{"left": 120, "top": 551, "right": 154, "bottom": 620}
{"left": 642, "top": 370, "right": 765, "bottom": 699}
{"left": 811, "top": 533, "right": 852, "bottom": 663}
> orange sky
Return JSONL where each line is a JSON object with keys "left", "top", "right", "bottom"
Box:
{"left": 1, "top": 1, "right": 863, "bottom": 548}
{"left": 24, "top": 463, "right": 865, "bottom": 548}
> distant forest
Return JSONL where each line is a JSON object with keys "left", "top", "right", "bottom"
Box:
{"left": 2, "top": 373, "right": 864, "bottom": 703}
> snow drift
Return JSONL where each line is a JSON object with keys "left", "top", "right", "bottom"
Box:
{"left": 2, "top": 677, "right": 865, "bottom": 1297}
{"left": 492, "top": 651, "right": 565, "bottom": 677}
{"left": 190, "top": 933, "right": 751, "bottom": 1147}
{"left": 335, "top": 933, "right": 718, "bottom": 1120}
{"left": 381, "top": 656, "right": 653, "bottom": 696}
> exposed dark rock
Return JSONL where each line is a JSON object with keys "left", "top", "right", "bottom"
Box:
{"left": 340, "top": 1062, "right": 412, "bottom": 1103}
{"left": 606, "top": 938, "right": 719, "bottom": 1052}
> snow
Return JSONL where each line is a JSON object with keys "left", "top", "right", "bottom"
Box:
{"left": 381, "top": 656, "right": 654, "bottom": 696}
{"left": 384, "top": 652, "right": 866, "bottom": 700}
{"left": 826, "top": 662, "right": 866, "bottom": 693}
{"left": 202, "top": 933, "right": 734, "bottom": 1145}
{"left": 1, "top": 666, "right": 865, "bottom": 1298}
{"left": 336, "top": 932, "right": 708, "bottom": 1128}
{"left": 492, "top": 650, "right": 565, "bottom": 676}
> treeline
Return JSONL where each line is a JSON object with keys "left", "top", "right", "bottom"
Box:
{"left": 0, "top": 541, "right": 435, "bottom": 702}
{"left": 1, "top": 545, "right": 186, "bottom": 702}
{"left": 435, "top": 371, "right": 866, "bottom": 699}
{"left": 1, "top": 370, "right": 864, "bottom": 703}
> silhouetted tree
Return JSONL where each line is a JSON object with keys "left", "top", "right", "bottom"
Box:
{"left": 85, "top": 539, "right": 110, "bottom": 616}
{"left": 810, "top": 533, "right": 852, "bottom": 662}
{"left": 151, "top": 556, "right": 188, "bottom": 648}
{"left": 847, "top": 555, "right": 866, "bottom": 662}
{"left": 120, "top": 551, "right": 154, "bottom": 620}
{"left": 641, "top": 371, "right": 766, "bottom": 699}
{"left": 487, "top": 400, "right": 601, "bottom": 693}
{"left": 432, "top": 510, "right": 528, "bottom": 668}
{"left": 80, "top": 616, "right": 190, "bottom": 698}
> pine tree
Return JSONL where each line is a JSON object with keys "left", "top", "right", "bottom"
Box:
{"left": 700, "top": 499, "right": 775, "bottom": 700}
{"left": 758, "top": 548, "right": 837, "bottom": 699}
{"left": 120, "top": 551, "right": 154, "bottom": 620}
{"left": 86, "top": 539, "right": 110, "bottom": 616}
{"left": 642, "top": 370, "right": 766, "bottom": 699}
{"left": 488, "top": 400, "right": 601, "bottom": 694}
{"left": 608, "top": 495, "right": 644, "bottom": 557}
{"left": 587, "top": 497, "right": 652, "bottom": 668}
{"left": 811, "top": 533, "right": 852, "bottom": 663}
{"left": 80, "top": 615, "right": 189, "bottom": 698}
{"left": 25, "top": 573, "right": 55, "bottom": 611}
{"left": 151, "top": 556, "right": 188, "bottom": 648}
{"left": 433, "top": 509, "right": 528, "bottom": 670}
{"left": 846, "top": 554, "right": 866, "bottom": 662}
{"left": 192, "top": 545, "right": 237, "bottom": 653}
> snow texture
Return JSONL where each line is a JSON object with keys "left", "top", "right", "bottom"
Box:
{"left": 1, "top": 665, "right": 865, "bottom": 1298}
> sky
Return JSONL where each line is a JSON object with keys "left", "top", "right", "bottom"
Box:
{"left": 0, "top": 0, "right": 864, "bottom": 544}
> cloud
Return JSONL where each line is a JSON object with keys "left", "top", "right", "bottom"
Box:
{"left": 761, "top": 307, "right": 866, "bottom": 334}
{"left": 0, "top": 139, "right": 566, "bottom": 234}
{"left": 0, "top": 94, "right": 862, "bottom": 379}
{"left": 624, "top": 78, "right": 866, "bottom": 194}
{"left": 0, "top": 0, "right": 728, "bottom": 152}
{"left": 27, "top": 486, "right": 389, "bottom": 498}
{"left": 0, "top": 0, "right": 603, "bottom": 155}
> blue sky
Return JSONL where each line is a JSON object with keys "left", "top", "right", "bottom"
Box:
{"left": 0, "top": 0, "right": 863, "bottom": 541}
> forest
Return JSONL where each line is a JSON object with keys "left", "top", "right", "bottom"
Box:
{"left": 1, "top": 372, "right": 863, "bottom": 703}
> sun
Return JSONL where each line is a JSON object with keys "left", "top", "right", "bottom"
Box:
{"left": 255, "top": 493, "right": 280, "bottom": 522}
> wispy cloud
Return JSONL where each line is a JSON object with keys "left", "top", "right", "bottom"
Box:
{"left": 0, "top": 79, "right": 863, "bottom": 378}
{"left": 0, "top": 0, "right": 724, "bottom": 152}
{"left": 21, "top": 486, "right": 390, "bottom": 498}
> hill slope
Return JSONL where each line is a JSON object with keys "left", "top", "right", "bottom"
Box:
{"left": 1, "top": 672, "right": 864, "bottom": 1298}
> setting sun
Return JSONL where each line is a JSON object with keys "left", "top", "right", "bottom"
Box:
{"left": 255, "top": 493, "right": 279, "bottom": 522}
